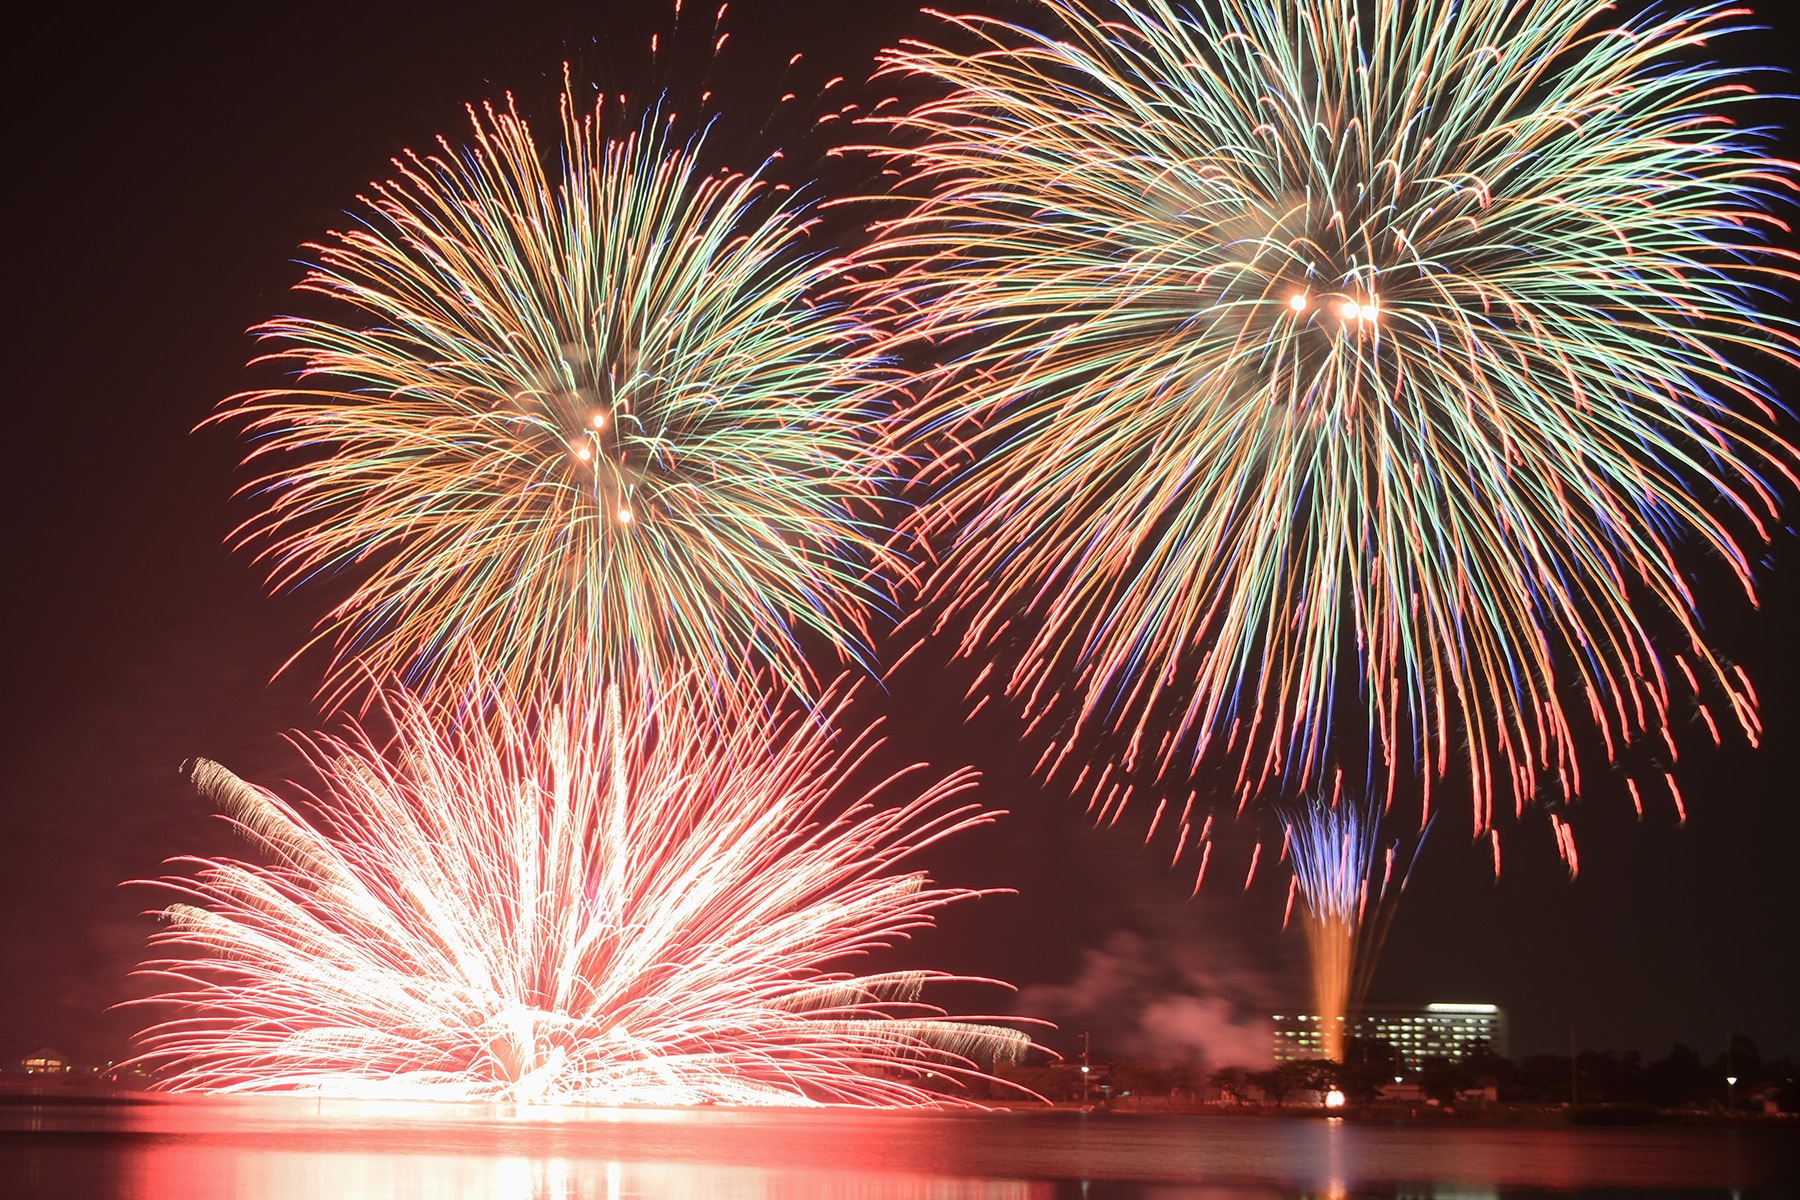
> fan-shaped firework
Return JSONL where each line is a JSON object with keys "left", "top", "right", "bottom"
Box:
{"left": 216, "top": 87, "right": 895, "bottom": 708}
{"left": 1281, "top": 790, "right": 1423, "bottom": 1061}
{"left": 129, "top": 677, "right": 1028, "bottom": 1105}
{"left": 866, "top": 0, "right": 1798, "bottom": 833}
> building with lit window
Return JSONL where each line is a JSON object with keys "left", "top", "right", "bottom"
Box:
{"left": 1271, "top": 1003, "right": 1508, "bottom": 1068}
{"left": 21, "top": 1047, "right": 72, "bottom": 1076}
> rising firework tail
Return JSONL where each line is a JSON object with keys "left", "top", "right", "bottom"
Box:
{"left": 1281, "top": 787, "right": 1427, "bottom": 1061}
{"left": 212, "top": 81, "right": 901, "bottom": 713}
{"left": 127, "top": 673, "right": 1033, "bottom": 1105}
{"left": 859, "top": 0, "right": 1799, "bottom": 856}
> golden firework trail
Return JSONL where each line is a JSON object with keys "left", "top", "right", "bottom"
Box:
{"left": 1281, "top": 788, "right": 1424, "bottom": 1060}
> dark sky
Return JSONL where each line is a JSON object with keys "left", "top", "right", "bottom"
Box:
{"left": 5, "top": 0, "right": 1797, "bottom": 1074}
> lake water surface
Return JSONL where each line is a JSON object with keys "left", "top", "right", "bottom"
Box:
{"left": 3, "top": 1096, "right": 1795, "bottom": 1198}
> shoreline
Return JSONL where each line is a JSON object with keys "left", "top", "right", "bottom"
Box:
{"left": 1, "top": 1082, "right": 1794, "bottom": 1128}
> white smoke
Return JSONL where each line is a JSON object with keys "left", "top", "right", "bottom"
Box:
{"left": 1020, "top": 929, "right": 1275, "bottom": 1068}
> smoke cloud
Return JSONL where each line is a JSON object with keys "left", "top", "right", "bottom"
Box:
{"left": 1014, "top": 835, "right": 1297, "bottom": 1069}
{"left": 1020, "top": 930, "right": 1275, "bottom": 1068}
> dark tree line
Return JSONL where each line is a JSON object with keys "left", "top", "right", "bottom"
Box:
{"left": 989, "top": 1034, "right": 1798, "bottom": 1110}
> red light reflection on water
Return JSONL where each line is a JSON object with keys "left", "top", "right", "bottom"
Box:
{"left": 124, "top": 1148, "right": 1046, "bottom": 1200}
{"left": 100, "top": 1097, "right": 1051, "bottom": 1200}
{"left": 3, "top": 1095, "right": 1794, "bottom": 1198}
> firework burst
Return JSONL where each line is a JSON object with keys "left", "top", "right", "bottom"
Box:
{"left": 864, "top": 0, "right": 1798, "bottom": 837}
{"left": 129, "top": 676, "right": 1029, "bottom": 1105}
{"left": 1281, "top": 789, "right": 1423, "bottom": 1061}
{"left": 216, "top": 85, "right": 896, "bottom": 709}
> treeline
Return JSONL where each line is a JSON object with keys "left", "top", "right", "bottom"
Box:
{"left": 1498, "top": 1035, "right": 1796, "bottom": 1108}
{"left": 988, "top": 1034, "right": 1799, "bottom": 1110}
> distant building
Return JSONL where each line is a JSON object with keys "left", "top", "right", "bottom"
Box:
{"left": 1272, "top": 1002, "right": 1508, "bottom": 1068}
{"left": 22, "top": 1047, "right": 72, "bottom": 1076}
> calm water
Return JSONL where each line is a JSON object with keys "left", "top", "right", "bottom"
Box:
{"left": 3, "top": 1096, "right": 1796, "bottom": 1199}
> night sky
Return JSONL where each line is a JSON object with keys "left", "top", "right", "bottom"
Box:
{"left": 6, "top": 0, "right": 1798, "bottom": 1073}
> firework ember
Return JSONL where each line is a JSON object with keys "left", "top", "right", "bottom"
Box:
{"left": 865, "top": 0, "right": 1798, "bottom": 832}
{"left": 129, "top": 676, "right": 1028, "bottom": 1105}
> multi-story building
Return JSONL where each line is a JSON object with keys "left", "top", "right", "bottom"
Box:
{"left": 1271, "top": 1002, "right": 1508, "bottom": 1068}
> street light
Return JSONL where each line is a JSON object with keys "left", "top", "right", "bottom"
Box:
{"left": 1727, "top": 1075, "right": 1738, "bottom": 1112}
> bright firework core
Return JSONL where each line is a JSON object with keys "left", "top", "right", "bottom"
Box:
{"left": 129, "top": 676, "right": 1029, "bottom": 1105}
